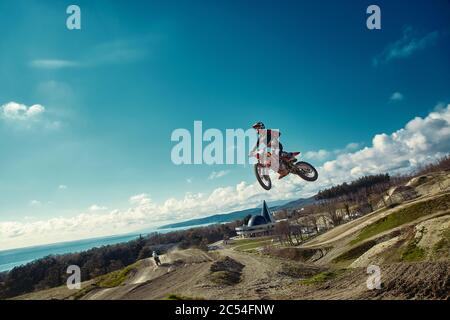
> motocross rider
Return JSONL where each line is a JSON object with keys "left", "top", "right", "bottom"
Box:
{"left": 251, "top": 121, "right": 289, "bottom": 179}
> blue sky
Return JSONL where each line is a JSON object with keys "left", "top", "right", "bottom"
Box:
{"left": 1, "top": 0, "right": 450, "bottom": 249}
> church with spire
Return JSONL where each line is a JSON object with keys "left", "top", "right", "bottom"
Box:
{"left": 235, "top": 200, "right": 276, "bottom": 238}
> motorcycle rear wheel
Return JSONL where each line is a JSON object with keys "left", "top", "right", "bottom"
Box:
{"left": 295, "top": 161, "right": 318, "bottom": 182}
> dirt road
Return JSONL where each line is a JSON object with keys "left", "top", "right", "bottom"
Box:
{"left": 104, "top": 248, "right": 294, "bottom": 300}
{"left": 14, "top": 243, "right": 449, "bottom": 300}
{"left": 78, "top": 246, "right": 312, "bottom": 300}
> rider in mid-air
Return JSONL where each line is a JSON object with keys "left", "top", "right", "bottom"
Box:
{"left": 251, "top": 121, "right": 289, "bottom": 179}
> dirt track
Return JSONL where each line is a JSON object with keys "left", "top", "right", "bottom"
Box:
{"left": 85, "top": 248, "right": 302, "bottom": 300}
{"left": 299, "top": 192, "right": 450, "bottom": 266}
{"left": 303, "top": 193, "right": 446, "bottom": 249}
{"left": 82, "top": 249, "right": 214, "bottom": 300}
{"left": 80, "top": 247, "right": 449, "bottom": 300}
{"left": 277, "top": 261, "right": 450, "bottom": 300}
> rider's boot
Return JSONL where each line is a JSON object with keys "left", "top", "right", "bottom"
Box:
{"left": 277, "top": 161, "right": 289, "bottom": 179}
{"left": 278, "top": 169, "right": 289, "bottom": 179}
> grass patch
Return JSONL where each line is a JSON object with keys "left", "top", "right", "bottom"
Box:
{"left": 401, "top": 242, "right": 425, "bottom": 262}
{"left": 299, "top": 270, "right": 345, "bottom": 285}
{"left": 262, "top": 247, "right": 318, "bottom": 262}
{"left": 229, "top": 237, "right": 273, "bottom": 248}
{"left": 433, "top": 227, "right": 450, "bottom": 255}
{"left": 333, "top": 240, "right": 377, "bottom": 263}
{"left": 351, "top": 194, "right": 450, "bottom": 244}
{"left": 234, "top": 240, "right": 273, "bottom": 251}
{"left": 401, "top": 227, "right": 426, "bottom": 262}
{"left": 69, "top": 284, "right": 98, "bottom": 300}
{"left": 96, "top": 262, "right": 139, "bottom": 288}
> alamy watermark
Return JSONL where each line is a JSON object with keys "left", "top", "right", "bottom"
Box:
{"left": 170, "top": 121, "right": 281, "bottom": 172}
{"left": 366, "top": 264, "right": 382, "bottom": 290}
{"left": 66, "top": 5, "right": 81, "bottom": 30}
{"left": 66, "top": 265, "right": 81, "bottom": 290}
{"left": 367, "top": 5, "right": 381, "bottom": 30}
{"left": 63, "top": 5, "right": 379, "bottom": 31}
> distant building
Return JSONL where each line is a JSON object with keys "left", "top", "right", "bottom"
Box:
{"left": 235, "top": 200, "right": 276, "bottom": 238}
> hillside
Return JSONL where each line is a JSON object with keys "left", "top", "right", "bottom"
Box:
{"left": 14, "top": 170, "right": 450, "bottom": 300}
{"left": 158, "top": 208, "right": 260, "bottom": 229}
{"left": 158, "top": 199, "right": 310, "bottom": 229}
{"left": 273, "top": 196, "right": 316, "bottom": 210}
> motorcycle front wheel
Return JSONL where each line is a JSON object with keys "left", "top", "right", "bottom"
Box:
{"left": 295, "top": 161, "right": 319, "bottom": 182}
{"left": 254, "top": 164, "right": 272, "bottom": 190}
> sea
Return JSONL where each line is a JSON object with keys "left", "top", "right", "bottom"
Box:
{"left": 0, "top": 224, "right": 209, "bottom": 273}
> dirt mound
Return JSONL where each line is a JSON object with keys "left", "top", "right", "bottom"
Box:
{"left": 406, "top": 175, "right": 432, "bottom": 188}
{"left": 365, "top": 261, "right": 450, "bottom": 300}
{"left": 277, "top": 263, "right": 324, "bottom": 278}
{"left": 348, "top": 213, "right": 450, "bottom": 268}
{"left": 384, "top": 185, "right": 418, "bottom": 204}
{"left": 159, "top": 259, "right": 185, "bottom": 268}
{"left": 343, "top": 261, "right": 449, "bottom": 300}
{"left": 349, "top": 236, "right": 405, "bottom": 268}
{"left": 209, "top": 257, "right": 245, "bottom": 285}
{"left": 210, "top": 256, "right": 245, "bottom": 273}
{"left": 278, "top": 261, "right": 449, "bottom": 300}
{"left": 413, "top": 172, "right": 450, "bottom": 196}
{"left": 415, "top": 215, "right": 450, "bottom": 260}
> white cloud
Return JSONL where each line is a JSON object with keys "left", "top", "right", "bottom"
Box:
{"left": 29, "top": 200, "right": 42, "bottom": 207}
{"left": 390, "top": 92, "right": 404, "bottom": 102}
{"left": 344, "top": 142, "right": 360, "bottom": 151}
{"left": 30, "top": 38, "right": 152, "bottom": 70}
{"left": 89, "top": 204, "right": 108, "bottom": 212}
{"left": 208, "top": 170, "right": 230, "bottom": 180}
{"left": 1, "top": 101, "right": 62, "bottom": 130}
{"left": 2, "top": 104, "right": 450, "bottom": 250}
{"left": 304, "top": 149, "right": 329, "bottom": 161}
{"left": 129, "top": 193, "right": 152, "bottom": 206}
{"left": 186, "top": 178, "right": 193, "bottom": 183}
{"left": 317, "top": 104, "right": 450, "bottom": 182}
{"left": 304, "top": 143, "right": 360, "bottom": 162}
{"left": 58, "top": 185, "right": 68, "bottom": 190}
{"left": 373, "top": 26, "right": 440, "bottom": 66}
{"left": 30, "top": 59, "right": 79, "bottom": 69}
{"left": 1, "top": 102, "right": 45, "bottom": 121}
{"left": 90, "top": 39, "right": 148, "bottom": 65}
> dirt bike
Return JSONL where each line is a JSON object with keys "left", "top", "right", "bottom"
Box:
{"left": 252, "top": 150, "right": 318, "bottom": 190}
